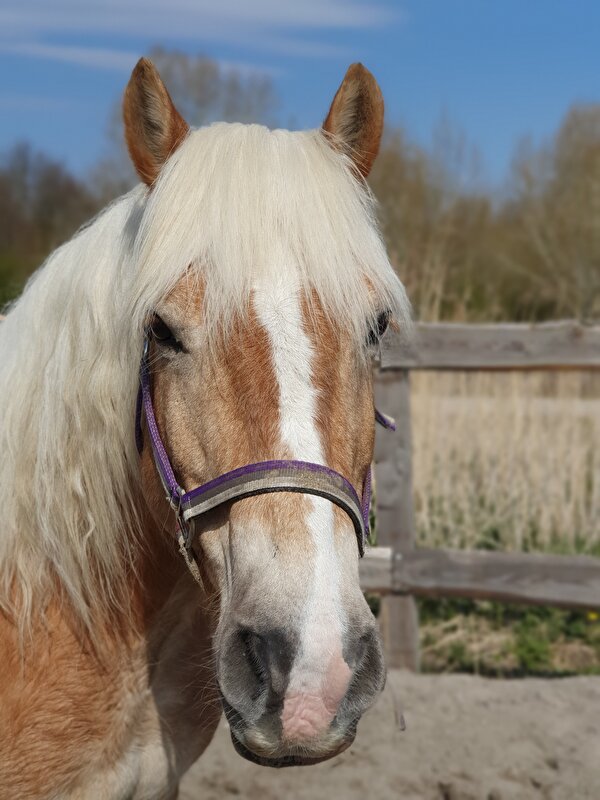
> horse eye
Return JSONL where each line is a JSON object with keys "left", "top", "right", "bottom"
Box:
{"left": 150, "top": 315, "right": 182, "bottom": 350}
{"left": 368, "top": 311, "right": 391, "bottom": 346}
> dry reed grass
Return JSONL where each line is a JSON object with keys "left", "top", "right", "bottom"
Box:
{"left": 411, "top": 371, "right": 600, "bottom": 554}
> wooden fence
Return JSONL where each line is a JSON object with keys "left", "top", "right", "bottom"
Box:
{"left": 363, "top": 320, "right": 600, "bottom": 670}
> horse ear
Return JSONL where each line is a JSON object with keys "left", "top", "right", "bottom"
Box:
{"left": 322, "top": 63, "right": 384, "bottom": 178}
{"left": 123, "top": 57, "right": 189, "bottom": 185}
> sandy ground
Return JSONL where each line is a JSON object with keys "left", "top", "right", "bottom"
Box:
{"left": 180, "top": 671, "right": 600, "bottom": 800}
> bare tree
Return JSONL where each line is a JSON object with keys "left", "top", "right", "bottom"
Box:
{"left": 505, "top": 106, "right": 600, "bottom": 320}
{"left": 370, "top": 127, "right": 492, "bottom": 321}
{"left": 0, "top": 143, "right": 97, "bottom": 305}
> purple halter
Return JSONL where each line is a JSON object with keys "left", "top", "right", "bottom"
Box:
{"left": 135, "top": 335, "right": 395, "bottom": 578}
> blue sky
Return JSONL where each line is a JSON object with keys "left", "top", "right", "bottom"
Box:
{"left": 1, "top": 0, "right": 599, "bottom": 187}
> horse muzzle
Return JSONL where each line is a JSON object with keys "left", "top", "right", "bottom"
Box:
{"left": 218, "top": 622, "right": 385, "bottom": 767}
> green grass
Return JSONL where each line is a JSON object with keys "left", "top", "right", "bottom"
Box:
{"left": 418, "top": 598, "right": 600, "bottom": 676}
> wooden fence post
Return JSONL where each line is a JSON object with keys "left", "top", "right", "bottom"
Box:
{"left": 374, "top": 369, "right": 420, "bottom": 670}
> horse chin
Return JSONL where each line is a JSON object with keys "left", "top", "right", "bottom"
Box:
{"left": 229, "top": 728, "right": 356, "bottom": 769}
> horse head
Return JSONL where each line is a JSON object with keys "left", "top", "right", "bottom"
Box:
{"left": 124, "top": 58, "right": 408, "bottom": 767}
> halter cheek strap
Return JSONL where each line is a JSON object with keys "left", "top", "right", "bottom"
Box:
{"left": 135, "top": 337, "right": 395, "bottom": 577}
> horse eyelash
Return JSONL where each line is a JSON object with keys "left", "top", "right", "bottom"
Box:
{"left": 367, "top": 310, "right": 391, "bottom": 346}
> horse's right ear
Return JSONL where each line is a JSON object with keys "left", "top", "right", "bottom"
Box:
{"left": 123, "top": 58, "right": 189, "bottom": 186}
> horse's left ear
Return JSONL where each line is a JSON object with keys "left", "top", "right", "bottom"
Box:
{"left": 123, "top": 57, "right": 189, "bottom": 185}
{"left": 322, "top": 63, "right": 384, "bottom": 178}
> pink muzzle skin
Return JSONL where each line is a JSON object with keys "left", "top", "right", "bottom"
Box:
{"left": 281, "top": 656, "right": 352, "bottom": 742}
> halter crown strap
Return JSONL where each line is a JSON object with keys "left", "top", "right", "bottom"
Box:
{"left": 136, "top": 336, "right": 394, "bottom": 568}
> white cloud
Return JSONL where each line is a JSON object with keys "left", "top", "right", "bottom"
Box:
{"left": 0, "top": 1, "right": 394, "bottom": 38}
{"left": 0, "top": 42, "right": 138, "bottom": 71}
{"left": 0, "top": 41, "right": 287, "bottom": 75}
{"left": 0, "top": 1, "right": 397, "bottom": 68}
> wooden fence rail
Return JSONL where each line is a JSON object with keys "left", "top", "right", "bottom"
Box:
{"left": 360, "top": 548, "right": 600, "bottom": 610}
{"left": 382, "top": 320, "right": 600, "bottom": 371}
{"left": 371, "top": 320, "right": 600, "bottom": 670}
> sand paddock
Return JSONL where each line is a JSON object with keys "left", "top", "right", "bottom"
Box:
{"left": 181, "top": 671, "right": 600, "bottom": 800}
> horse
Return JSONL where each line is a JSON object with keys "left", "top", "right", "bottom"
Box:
{"left": 0, "top": 58, "right": 410, "bottom": 798}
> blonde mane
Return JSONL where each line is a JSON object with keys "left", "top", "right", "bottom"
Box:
{"left": 0, "top": 123, "right": 410, "bottom": 635}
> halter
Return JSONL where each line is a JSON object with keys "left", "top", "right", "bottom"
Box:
{"left": 135, "top": 334, "right": 395, "bottom": 582}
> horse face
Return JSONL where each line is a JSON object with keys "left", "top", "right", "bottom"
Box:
{"left": 141, "top": 275, "right": 387, "bottom": 765}
{"left": 127, "top": 59, "right": 390, "bottom": 766}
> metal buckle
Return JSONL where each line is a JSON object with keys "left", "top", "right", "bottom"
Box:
{"left": 175, "top": 494, "right": 194, "bottom": 551}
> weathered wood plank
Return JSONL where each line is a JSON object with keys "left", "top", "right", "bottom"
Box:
{"left": 381, "top": 321, "right": 600, "bottom": 371}
{"left": 360, "top": 547, "right": 393, "bottom": 592}
{"left": 360, "top": 547, "right": 600, "bottom": 609}
{"left": 373, "top": 371, "right": 415, "bottom": 548}
{"left": 373, "top": 371, "right": 420, "bottom": 670}
{"left": 361, "top": 547, "right": 600, "bottom": 609}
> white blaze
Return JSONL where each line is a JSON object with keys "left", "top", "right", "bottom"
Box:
{"left": 253, "top": 273, "right": 346, "bottom": 703}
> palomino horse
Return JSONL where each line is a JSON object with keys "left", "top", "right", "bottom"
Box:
{"left": 0, "top": 59, "right": 410, "bottom": 797}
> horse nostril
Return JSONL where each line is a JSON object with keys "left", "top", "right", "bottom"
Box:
{"left": 357, "top": 628, "right": 385, "bottom": 678}
{"left": 234, "top": 626, "right": 295, "bottom": 706}
{"left": 239, "top": 629, "right": 269, "bottom": 692}
{"left": 345, "top": 627, "right": 374, "bottom": 670}
{"left": 340, "top": 626, "right": 385, "bottom": 719}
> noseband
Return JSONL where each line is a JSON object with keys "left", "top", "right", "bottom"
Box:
{"left": 135, "top": 335, "right": 395, "bottom": 582}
